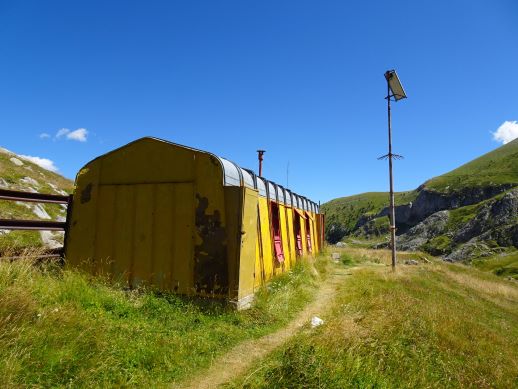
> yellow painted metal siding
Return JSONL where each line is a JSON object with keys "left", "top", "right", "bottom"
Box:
{"left": 66, "top": 138, "right": 227, "bottom": 297}
{"left": 254, "top": 222, "right": 264, "bottom": 289}
{"left": 65, "top": 137, "right": 324, "bottom": 305}
{"left": 285, "top": 208, "right": 297, "bottom": 264}
{"left": 87, "top": 182, "right": 195, "bottom": 291}
{"left": 278, "top": 204, "right": 291, "bottom": 270}
{"left": 257, "top": 196, "right": 274, "bottom": 281}
{"left": 238, "top": 187, "right": 259, "bottom": 300}
{"left": 299, "top": 210, "right": 307, "bottom": 255}
{"left": 311, "top": 216, "right": 317, "bottom": 255}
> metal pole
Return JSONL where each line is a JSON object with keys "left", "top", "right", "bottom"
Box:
{"left": 387, "top": 80, "right": 397, "bottom": 270}
{"left": 257, "top": 150, "right": 265, "bottom": 177}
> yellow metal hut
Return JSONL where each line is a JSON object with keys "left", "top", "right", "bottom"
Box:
{"left": 65, "top": 137, "right": 323, "bottom": 308}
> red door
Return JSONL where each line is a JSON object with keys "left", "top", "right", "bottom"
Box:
{"left": 305, "top": 217, "right": 312, "bottom": 253}
{"left": 271, "top": 202, "right": 285, "bottom": 263}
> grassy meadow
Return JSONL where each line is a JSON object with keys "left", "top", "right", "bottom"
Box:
{"left": 227, "top": 248, "right": 518, "bottom": 388}
{"left": 0, "top": 252, "right": 327, "bottom": 388}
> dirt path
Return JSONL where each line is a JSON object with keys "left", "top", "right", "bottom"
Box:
{"left": 174, "top": 267, "right": 349, "bottom": 389}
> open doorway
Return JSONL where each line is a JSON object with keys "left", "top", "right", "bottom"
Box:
{"left": 270, "top": 202, "right": 285, "bottom": 263}
{"left": 293, "top": 213, "right": 303, "bottom": 256}
{"left": 305, "top": 216, "right": 312, "bottom": 253}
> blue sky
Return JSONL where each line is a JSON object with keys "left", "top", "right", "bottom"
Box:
{"left": 1, "top": 1, "right": 517, "bottom": 203}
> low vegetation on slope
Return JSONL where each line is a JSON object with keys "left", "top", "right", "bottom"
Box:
{"left": 424, "top": 137, "right": 518, "bottom": 193}
{"left": 0, "top": 254, "right": 326, "bottom": 388}
{"left": 0, "top": 147, "right": 73, "bottom": 252}
{"left": 228, "top": 249, "right": 518, "bottom": 388}
{"left": 322, "top": 191, "right": 417, "bottom": 242}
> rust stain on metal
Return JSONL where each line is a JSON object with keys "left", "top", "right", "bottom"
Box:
{"left": 194, "top": 193, "right": 228, "bottom": 295}
{"left": 80, "top": 183, "right": 92, "bottom": 204}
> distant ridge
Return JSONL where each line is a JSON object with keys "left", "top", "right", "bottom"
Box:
{"left": 322, "top": 139, "right": 518, "bottom": 275}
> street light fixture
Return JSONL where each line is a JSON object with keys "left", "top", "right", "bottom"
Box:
{"left": 380, "top": 69, "right": 407, "bottom": 270}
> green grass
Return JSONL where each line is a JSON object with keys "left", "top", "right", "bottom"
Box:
{"left": 227, "top": 249, "right": 518, "bottom": 388}
{"left": 473, "top": 249, "right": 518, "bottom": 280}
{"left": 0, "top": 232, "right": 43, "bottom": 253}
{"left": 424, "top": 138, "right": 518, "bottom": 193}
{"left": 0, "top": 255, "right": 326, "bottom": 387}
{"left": 421, "top": 235, "right": 453, "bottom": 256}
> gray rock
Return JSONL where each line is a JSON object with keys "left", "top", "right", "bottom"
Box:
{"left": 397, "top": 210, "right": 450, "bottom": 251}
{"left": 367, "top": 185, "right": 513, "bottom": 233}
{"left": 454, "top": 188, "right": 518, "bottom": 244}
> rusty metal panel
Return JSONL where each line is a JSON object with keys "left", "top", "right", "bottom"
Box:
{"left": 0, "top": 188, "right": 69, "bottom": 204}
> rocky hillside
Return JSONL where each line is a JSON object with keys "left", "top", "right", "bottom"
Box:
{"left": 323, "top": 139, "right": 518, "bottom": 276}
{"left": 0, "top": 147, "right": 73, "bottom": 252}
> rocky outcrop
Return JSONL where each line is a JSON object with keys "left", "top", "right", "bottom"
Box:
{"left": 397, "top": 210, "right": 449, "bottom": 251}
{"left": 454, "top": 189, "right": 518, "bottom": 244}
{"left": 391, "top": 185, "right": 511, "bottom": 230}
{"left": 353, "top": 185, "right": 512, "bottom": 238}
{"left": 394, "top": 187, "right": 518, "bottom": 261}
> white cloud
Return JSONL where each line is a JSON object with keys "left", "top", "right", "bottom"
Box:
{"left": 19, "top": 155, "right": 59, "bottom": 172}
{"left": 56, "top": 128, "right": 70, "bottom": 139}
{"left": 492, "top": 121, "right": 518, "bottom": 144}
{"left": 66, "top": 128, "right": 88, "bottom": 142}
{"left": 39, "top": 133, "right": 51, "bottom": 139}
{"left": 53, "top": 127, "right": 88, "bottom": 142}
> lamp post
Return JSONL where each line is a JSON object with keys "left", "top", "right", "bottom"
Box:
{"left": 380, "top": 69, "right": 407, "bottom": 270}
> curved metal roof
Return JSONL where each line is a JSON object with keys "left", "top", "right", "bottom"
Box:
{"left": 284, "top": 189, "right": 293, "bottom": 206}
{"left": 218, "top": 157, "right": 242, "bottom": 187}
{"left": 256, "top": 176, "right": 267, "bottom": 197}
{"left": 85, "top": 137, "right": 319, "bottom": 212}
{"left": 266, "top": 181, "right": 277, "bottom": 202}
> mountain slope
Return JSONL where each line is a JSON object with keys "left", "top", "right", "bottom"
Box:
{"left": 323, "top": 191, "right": 417, "bottom": 242}
{"left": 424, "top": 137, "right": 518, "bottom": 192}
{"left": 322, "top": 139, "right": 518, "bottom": 275}
{"left": 0, "top": 147, "right": 73, "bottom": 252}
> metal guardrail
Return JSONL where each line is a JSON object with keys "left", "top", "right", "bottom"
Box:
{"left": 0, "top": 188, "right": 71, "bottom": 231}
